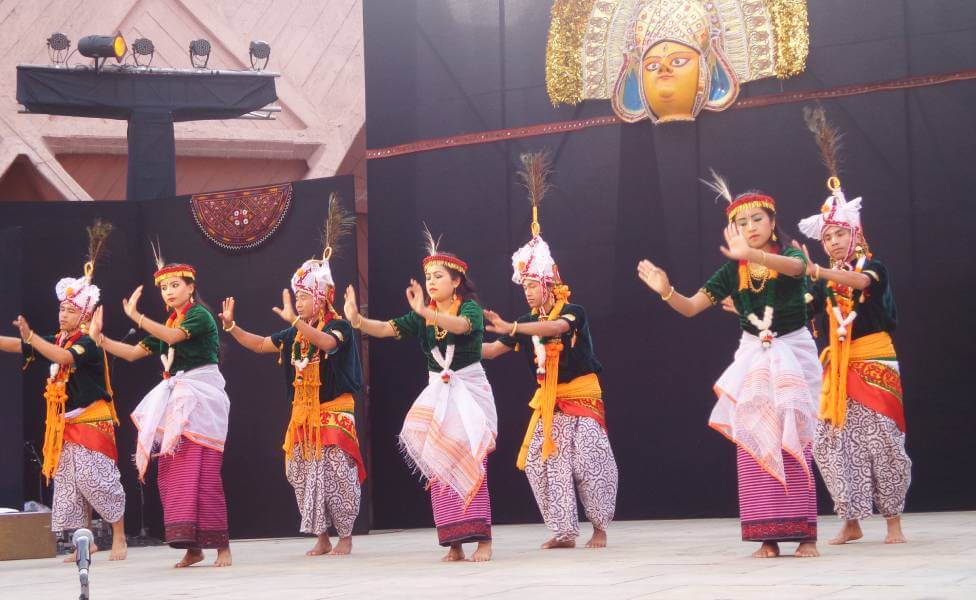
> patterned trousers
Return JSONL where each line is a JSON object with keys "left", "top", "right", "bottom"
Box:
{"left": 286, "top": 445, "right": 361, "bottom": 538}
{"left": 51, "top": 442, "right": 125, "bottom": 532}
{"left": 814, "top": 398, "right": 912, "bottom": 520}
{"left": 524, "top": 413, "right": 618, "bottom": 541}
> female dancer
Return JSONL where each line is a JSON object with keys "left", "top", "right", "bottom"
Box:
{"left": 91, "top": 250, "right": 232, "bottom": 568}
{"left": 342, "top": 228, "right": 496, "bottom": 562}
{"left": 637, "top": 173, "right": 821, "bottom": 558}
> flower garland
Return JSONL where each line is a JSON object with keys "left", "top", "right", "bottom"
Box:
{"left": 530, "top": 283, "right": 571, "bottom": 382}
{"left": 291, "top": 311, "right": 334, "bottom": 375}
{"left": 737, "top": 258, "right": 779, "bottom": 349}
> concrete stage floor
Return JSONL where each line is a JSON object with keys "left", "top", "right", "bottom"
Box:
{"left": 1, "top": 512, "right": 973, "bottom": 599}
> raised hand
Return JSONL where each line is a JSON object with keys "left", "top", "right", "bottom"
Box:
{"left": 89, "top": 306, "right": 104, "bottom": 341}
{"left": 13, "top": 315, "right": 30, "bottom": 340}
{"left": 122, "top": 285, "right": 143, "bottom": 320}
{"left": 272, "top": 288, "right": 297, "bottom": 324}
{"left": 483, "top": 309, "right": 511, "bottom": 334}
{"left": 219, "top": 297, "right": 236, "bottom": 328}
{"left": 343, "top": 285, "right": 360, "bottom": 322}
{"left": 405, "top": 279, "right": 426, "bottom": 314}
{"left": 637, "top": 259, "right": 671, "bottom": 296}
{"left": 720, "top": 222, "right": 751, "bottom": 261}
{"left": 791, "top": 240, "right": 817, "bottom": 276}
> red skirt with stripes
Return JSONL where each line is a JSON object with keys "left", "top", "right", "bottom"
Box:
{"left": 430, "top": 458, "right": 492, "bottom": 546}
{"left": 737, "top": 447, "right": 817, "bottom": 543}
{"left": 157, "top": 439, "right": 230, "bottom": 549}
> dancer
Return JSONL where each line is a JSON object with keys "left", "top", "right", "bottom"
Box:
{"left": 219, "top": 196, "right": 364, "bottom": 556}
{"left": 0, "top": 221, "right": 127, "bottom": 561}
{"left": 482, "top": 152, "right": 617, "bottom": 549}
{"left": 91, "top": 247, "right": 232, "bottom": 568}
{"left": 342, "top": 227, "right": 496, "bottom": 562}
{"left": 637, "top": 172, "right": 821, "bottom": 558}
{"left": 798, "top": 107, "right": 911, "bottom": 545}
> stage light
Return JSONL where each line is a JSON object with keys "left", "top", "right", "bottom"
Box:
{"left": 132, "top": 38, "right": 155, "bottom": 67}
{"left": 189, "top": 39, "right": 211, "bottom": 69}
{"left": 78, "top": 34, "right": 127, "bottom": 60}
{"left": 46, "top": 32, "right": 70, "bottom": 65}
{"left": 77, "top": 33, "right": 126, "bottom": 72}
{"left": 248, "top": 41, "right": 271, "bottom": 71}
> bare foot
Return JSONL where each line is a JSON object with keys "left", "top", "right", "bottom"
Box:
{"left": 108, "top": 538, "right": 127, "bottom": 561}
{"left": 442, "top": 544, "right": 465, "bottom": 562}
{"left": 752, "top": 542, "right": 780, "bottom": 558}
{"left": 585, "top": 528, "right": 607, "bottom": 548}
{"left": 470, "top": 540, "right": 492, "bottom": 562}
{"left": 214, "top": 546, "right": 232, "bottom": 567}
{"left": 329, "top": 536, "right": 352, "bottom": 556}
{"left": 541, "top": 537, "right": 576, "bottom": 549}
{"left": 795, "top": 542, "right": 820, "bottom": 557}
{"left": 175, "top": 548, "right": 204, "bottom": 568}
{"left": 828, "top": 519, "right": 863, "bottom": 545}
{"left": 64, "top": 542, "right": 100, "bottom": 563}
{"left": 109, "top": 520, "right": 127, "bottom": 561}
{"left": 885, "top": 515, "right": 907, "bottom": 544}
{"left": 306, "top": 533, "right": 332, "bottom": 556}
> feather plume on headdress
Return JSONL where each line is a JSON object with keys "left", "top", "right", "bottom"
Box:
{"left": 84, "top": 220, "right": 113, "bottom": 279}
{"left": 803, "top": 104, "right": 844, "bottom": 183}
{"left": 321, "top": 193, "right": 356, "bottom": 260}
{"left": 701, "top": 168, "right": 733, "bottom": 205}
{"left": 517, "top": 151, "right": 553, "bottom": 237}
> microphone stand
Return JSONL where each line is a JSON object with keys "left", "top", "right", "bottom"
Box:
{"left": 24, "top": 441, "right": 43, "bottom": 505}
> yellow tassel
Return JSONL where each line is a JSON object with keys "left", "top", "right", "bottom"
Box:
{"left": 41, "top": 377, "right": 69, "bottom": 482}
{"left": 282, "top": 360, "right": 323, "bottom": 466}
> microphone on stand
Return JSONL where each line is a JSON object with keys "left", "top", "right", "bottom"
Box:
{"left": 72, "top": 528, "right": 94, "bottom": 600}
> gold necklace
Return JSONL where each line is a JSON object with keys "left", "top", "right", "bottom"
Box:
{"left": 747, "top": 262, "right": 771, "bottom": 293}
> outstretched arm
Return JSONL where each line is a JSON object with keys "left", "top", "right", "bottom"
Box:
{"left": 89, "top": 306, "right": 151, "bottom": 362}
{"left": 0, "top": 335, "right": 20, "bottom": 353}
{"left": 122, "top": 286, "right": 188, "bottom": 346}
{"left": 12, "top": 317, "right": 74, "bottom": 364}
{"left": 481, "top": 340, "right": 513, "bottom": 360}
{"left": 792, "top": 242, "right": 871, "bottom": 290}
{"left": 484, "top": 310, "right": 569, "bottom": 338}
{"left": 343, "top": 285, "right": 397, "bottom": 338}
{"left": 219, "top": 297, "right": 278, "bottom": 354}
{"left": 405, "top": 280, "right": 470, "bottom": 335}
{"left": 637, "top": 260, "right": 713, "bottom": 317}
{"left": 270, "top": 290, "right": 339, "bottom": 354}
{"left": 720, "top": 223, "right": 805, "bottom": 277}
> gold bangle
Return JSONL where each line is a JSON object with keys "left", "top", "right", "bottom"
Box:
{"left": 96, "top": 333, "right": 105, "bottom": 347}
{"left": 223, "top": 321, "right": 236, "bottom": 333}
{"left": 353, "top": 315, "right": 364, "bottom": 329}
{"left": 661, "top": 286, "right": 675, "bottom": 302}
{"left": 510, "top": 321, "right": 518, "bottom": 336}
{"left": 24, "top": 331, "right": 34, "bottom": 344}
{"left": 813, "top": 264, "right": 821, "bottom": 281}
{"left": 137, "top": 313, "right": 146, "bottom": 329}
{"left": 760, "top": 250, "right": 767, "bottom": 267}
{"left": 290, "top": 316, "right": 301, "bottom": 327}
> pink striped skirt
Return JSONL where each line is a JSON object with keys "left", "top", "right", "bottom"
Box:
{"left": 157, "top": 439, "right": 230, "bottom": 549}
{"left": 737, "top": 446, "right": 817, "bottom": 543}
{"left": 430, "top": 458, "right": 492, "bottom": 546}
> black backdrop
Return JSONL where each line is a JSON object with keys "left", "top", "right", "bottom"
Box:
{"left": 0, "top": 176, "right": 366, "bottom": 539}
{"left": 364, "top": 0, "right": 976, "bottom": 529}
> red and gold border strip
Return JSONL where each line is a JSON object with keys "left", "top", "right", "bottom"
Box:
{"left": 366, "top": 69, "right": 976, "bottom": 160}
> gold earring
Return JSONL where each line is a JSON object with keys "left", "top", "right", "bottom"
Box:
{"left": 772, "top": 232, "right": 778, "bottom": 241}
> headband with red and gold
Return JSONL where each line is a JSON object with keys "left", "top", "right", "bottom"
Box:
{"left": 725, "top": 193, "right": 776, "bottom": 222}
{"left": 153, "top": 264, "right": 197, "bottom": 286}
{"left": 422, "top": 254, "right": 468, "bottom": 275}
